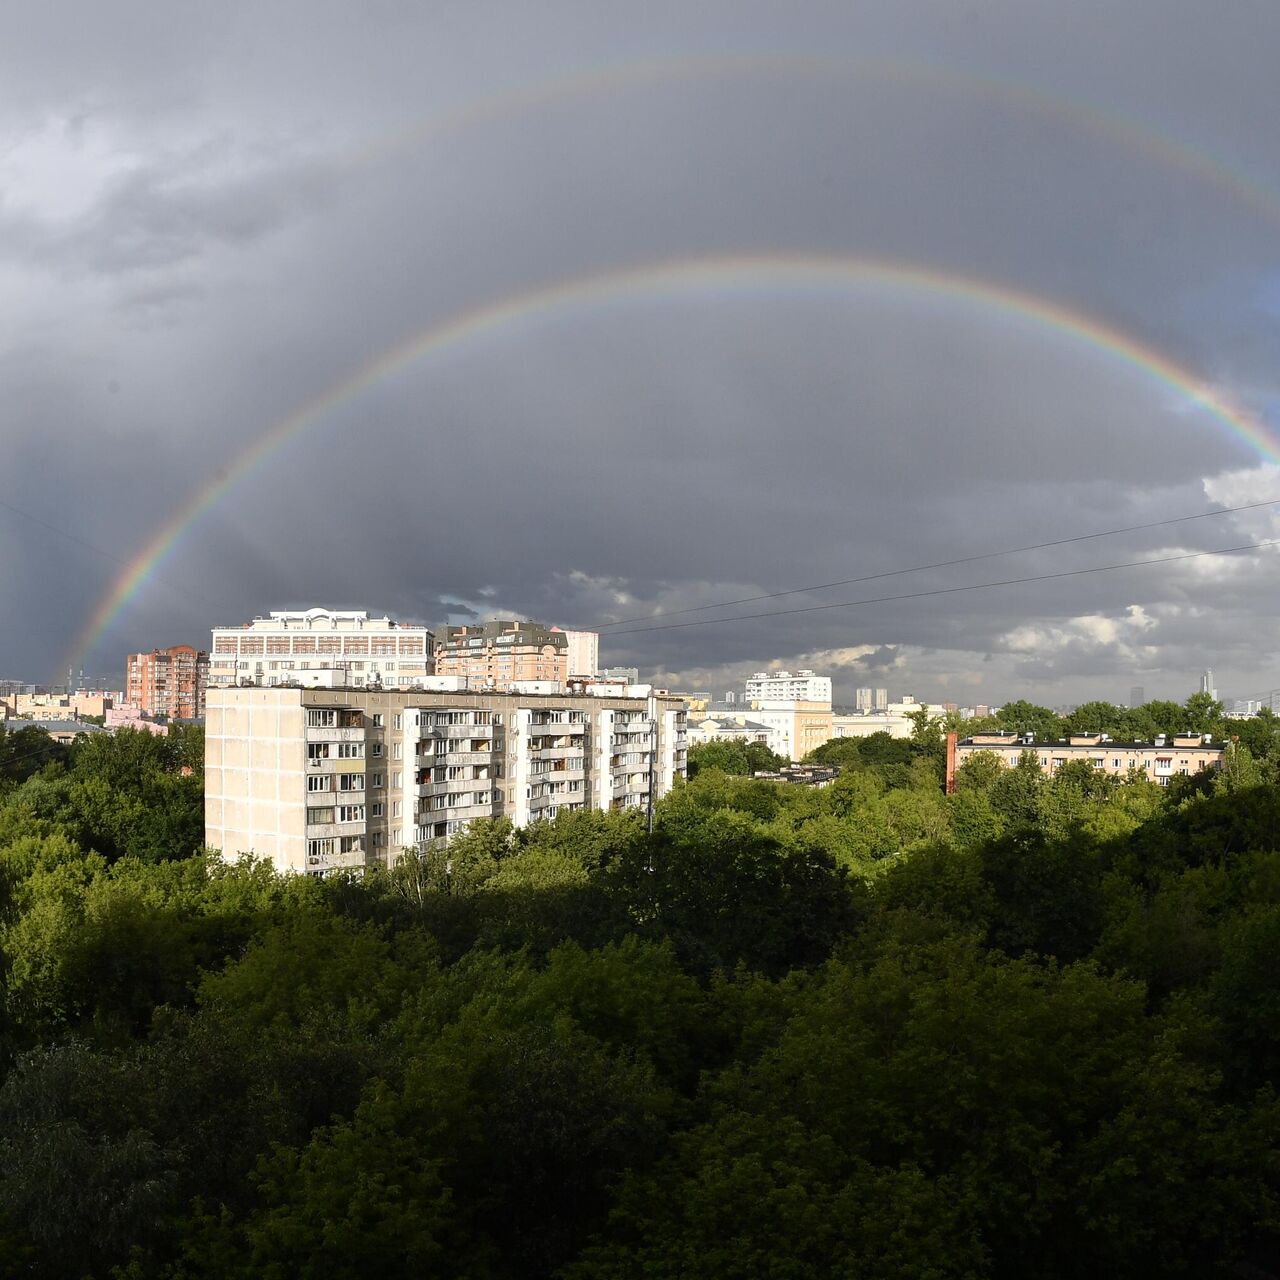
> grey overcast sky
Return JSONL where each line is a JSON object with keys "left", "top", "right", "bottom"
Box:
{"left": 3, "top": 0, "right": 1280, "bottom": 706}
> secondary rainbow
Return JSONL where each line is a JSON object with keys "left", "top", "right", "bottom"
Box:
{"left": 66, "top": 252, "right": 1280, "bottom": 674}
{"left": 353, "top": 51, "right": 1280, "bottom": 234}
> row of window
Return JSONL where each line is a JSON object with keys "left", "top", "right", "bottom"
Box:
{"left": 306, "top": 804, "right": 367, "bottom": 825}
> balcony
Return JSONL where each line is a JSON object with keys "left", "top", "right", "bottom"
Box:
{"left": 305, "top": 818, "right": 367, "bottom": 839}
{"left": 306, "top": 725, "right": 365, "bottom": 743}
{"left": 530, "top": 744, "right": 583, "bottom": 761}
{"left": 306, "top": 850, "right": 367, "bottom": 871}
{"left": 530, "top": 720, "right": 586, "bottom": 734}
{"left": 443, "top": 750, "right": 496, "bottom": 766}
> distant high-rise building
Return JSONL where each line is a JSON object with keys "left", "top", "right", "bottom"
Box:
{"left": 598, "top": 666, "right": 640, "bottom": 685}
{"left": 1200, "top": 669, "right": 1217, "bottom": 700}
{"left": 745, "top": 670, "right": 832, "bottom": 705}
{"left": 872, "top": 687, "right": 888, "bottom": 712}
{"left": 854, "top": 687, "right": 873, "bottom": 712}
{"left": 724, "top": 690, "right": 736, "bottom": 704}
{"left": 552, "top": 627, "right": 600, "bottom": 679}
{"left": 1130, "top": 685, "right": 1145, "bottom": 707}
{"left": 126, "top": 645, "right": 208, "bottom": 719}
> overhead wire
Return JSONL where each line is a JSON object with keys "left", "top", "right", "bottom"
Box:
{"left": 592, "top": 495, "right": 1280, "bottom": 629}
{"left": 602, "top": 537, "right": 1280, "bottom": 637}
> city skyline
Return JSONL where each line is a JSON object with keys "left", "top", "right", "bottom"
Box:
{"left": 2, "top": 2, "right": 1280, "bottom": 706}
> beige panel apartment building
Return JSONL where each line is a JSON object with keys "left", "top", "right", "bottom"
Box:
{"left": 206, "top": 684, "right": 688, "bottom": 875}
{"left": 948, "top": 730, "right": 1225, "bottom": 791}
{"left": 210, "top": 609, "right": 433, "bottom": 690}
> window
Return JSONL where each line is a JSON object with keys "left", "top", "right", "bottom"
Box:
{"left": 307, "top": 775, "right": 330, "bottom": 792}
{"left": 372, "top": 831, "right": 385, "bottom": 848}
{"left": 338, "top": 774, "right": 364, "bottom": 792}
{"left": 392, "top": 800, "right": 402, "bottom": 817}
{"left": 308, "top": 837, "right": 334, "bottom": 859}
{"left": 394, "top": 714, "right": 403, "bottom": 729}
{"left": 371, "top": 802, "right": 384, "bottom": 817}
{"left": 307, "top": 806, "right": 335, "bottom": 825}
{"left": 393, "top": 742, "right": 403, "bottom": 759}
{"left": 371, "top": 742, "right": 383, "bottom": 757}
{"left": 308, "top": 709, "right": 336, "bottom": 727}
{"left": 370, "top": 773, "right": 384, "bottom": 788}
{"left": 393, "top": 771, "right": 401, "bottom": 788}
{"left": 337, "top": 741, "right": 363, "bottom": 758}
{"left": 372, "top": 714, "right": 384, "bottom": 727}
{"left": 338, "top": 804, "right": 365, "bottom": 823}
{"left": 339, "top": 836, "right": 363, "bottom": 854}
{"left": 307, "top": 742, "right": 329, "bottom": 760}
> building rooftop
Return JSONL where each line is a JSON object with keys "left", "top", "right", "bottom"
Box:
{"left": 961, "top": 732, "right": 1221, "bottom": 750}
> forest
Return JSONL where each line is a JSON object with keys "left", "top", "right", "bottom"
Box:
{"left": 0, "top": 700, "right": 1279, "bottom": 1278}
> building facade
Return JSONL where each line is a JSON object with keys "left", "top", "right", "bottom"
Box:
{"left": 434, "top": 620, "right": 575, "bottom": 689}
{"left": 746, "top": 669, "right": 832, "bottom": 704}
{"left": 125, "top": 646, "right": 207, "bottom": 719}
{"left": 210, "top": 609, "right": 433, "bottom": 690}
{"left": 947, "top": 730, "right": 1225, "bottom": 791}
{"left": 205, "top": 684, "right": 688, "bottom": 875}
{"left": 1, "top": 690, "right": 118, "bottom": 721}
{"left": 687, "top": 713, "right": 775, "bottom": 750}
{"left": 832, "top": 696, "right": 940, "bottom": 740}
{"left": 748, "top": 699, "right": 833, "bottom": 761}
{"left": 556, "top": 628, "right": 600, "bottom": 679}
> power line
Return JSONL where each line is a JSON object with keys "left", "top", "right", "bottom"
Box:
{"left": 594, "top": 495, "right": 1280, "bottom": 629}
{"left": 0, "top": 493, "right": 210, "bottom": 614}
{"left": 603, "top": 538, "right": 1280, "bottom": 637}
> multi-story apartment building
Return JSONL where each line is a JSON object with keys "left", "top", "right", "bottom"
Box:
{"left": 435, "top": 620, "right": 598, "bottom": 690}
{"left": 561, "top": 628, "right": 600, "bottom": 679}
{"left": 210, "top": 609, "right": 433, "bottom": 690}
{"left": 746, "top": 670, "right": 832, "bottom": 704}
{"left": 205, "top": 683, "right": 688, "bottom": 875}
{"left": 947, "top": 730, "right": 1225, "bottom": 791}
{"left": 853, "top": 687, "right": 890, "bottom": 712}
{"left": 125, "top": 646, "right": 207, "bottom": 719}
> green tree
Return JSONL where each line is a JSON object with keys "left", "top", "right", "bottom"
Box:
{"left": 994, "top": 700, "right": 1064, "bottom": 740}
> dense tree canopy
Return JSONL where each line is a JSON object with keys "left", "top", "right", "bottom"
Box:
{"left": 0, "top": 713, "right": 1278, "bottom": 1276}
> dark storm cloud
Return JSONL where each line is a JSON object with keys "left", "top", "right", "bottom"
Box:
{"left": 2, "top": 0, "right": 1280, "bottom": 705}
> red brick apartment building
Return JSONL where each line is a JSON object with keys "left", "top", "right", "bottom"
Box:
{"left": 125, "top": 645, "right": 208, "bottom": 720}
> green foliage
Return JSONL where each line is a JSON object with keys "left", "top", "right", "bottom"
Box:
{"left": 1, "top": 707, "right": 1280, "bottom": 1275}
{"left": 686, "top": 738, "right": 786, "bottom": 778}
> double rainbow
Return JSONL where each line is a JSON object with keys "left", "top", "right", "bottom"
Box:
{"left": 65, "top": 252, "right": 1280, "bottom": 675}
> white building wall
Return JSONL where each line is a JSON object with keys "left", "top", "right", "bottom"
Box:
{"left": 745, "top": 670, "right": 832, "bottom": 704}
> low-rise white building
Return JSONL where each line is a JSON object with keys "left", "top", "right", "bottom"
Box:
{"left": 832, "top": 696, "right": 942, "bottom": 740}
{"left": 687, "top": 714, "right": 776, "bottom": 750}
{"left": 947, "top": 730, "right": 1224, "bottom": 791}
{"left": 748, "top": 699, "right": 833, "bottom": 761}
